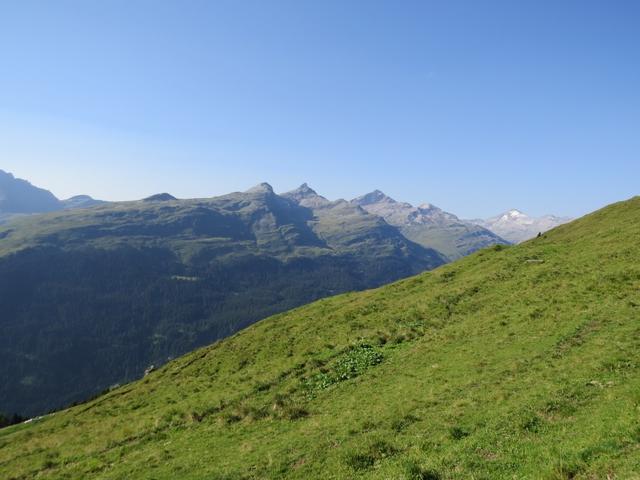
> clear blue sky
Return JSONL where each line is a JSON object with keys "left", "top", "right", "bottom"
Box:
{"left": 1, "top": 0, "right": 638, "bottom": 218}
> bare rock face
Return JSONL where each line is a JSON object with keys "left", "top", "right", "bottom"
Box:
{"left": 469, "top": 209, "right": 572, "bottom": 243}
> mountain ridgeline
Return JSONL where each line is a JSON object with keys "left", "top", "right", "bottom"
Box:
{"left": 1, "top": 196, "right": 638, "bottom": 479}
{"left": 0, "top": 182, "right": 445, "bottom": 416}
{"left": 352, "top": 190, "right": 509, "bottom": 260}
{"left": 0, "top": 169, "right": 104, "bottom": 223}
{"left": 0, "top": 170, "right": 61, "bottom": 214}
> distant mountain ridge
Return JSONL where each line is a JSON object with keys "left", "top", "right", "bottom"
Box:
{"left": 469, "top": 209, "right": 572, "bottom": 243}
{"left": 0, "top": 169, "right": 61, "bottom": 214}
{"left": 61, "top": 195, "right": 106, "bottom": 210}
{"left": 351, "top": 189, "right": 509, "bottom": 260}
{"left": 0, "top": 169, "right": 104, "bottom": 222}
{"left": 143, "top": 193, "right": 178, "bottom": 202}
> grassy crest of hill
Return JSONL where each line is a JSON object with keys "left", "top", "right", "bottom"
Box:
{"left": 1, "top": 197, "right": 639, "bottom": 479}
{"left": 0, "top": 186, "right": 444, "bottom": 416}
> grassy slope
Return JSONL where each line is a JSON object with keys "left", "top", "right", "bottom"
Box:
{"left": 1, "top": 197, "right": 640, "bottom": 479}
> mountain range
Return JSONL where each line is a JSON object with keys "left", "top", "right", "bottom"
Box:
{"left": 0, "top": 169, "right": 570, "bottom": 245}
{"left": 1, "top": 195, "right": 637, "bottom": 479}
{"left": 352, "top": 190, "right": 508, "bottom": 260}
{"left": 469, "top": 209, "right": 572, "bottom": 243}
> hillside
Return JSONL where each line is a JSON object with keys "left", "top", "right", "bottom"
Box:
{"left": 352, "top": 190, "right": 508, "bottom": 260}
{"left": 1, "top": 196, "right": 639, "bottom": 479}
{"left": 0, "top": 183, "right": 443, "bottom": 416}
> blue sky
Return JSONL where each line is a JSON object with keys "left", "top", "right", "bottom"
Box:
{"left": 1, "top": 0, "right": 638, "bottom": 218}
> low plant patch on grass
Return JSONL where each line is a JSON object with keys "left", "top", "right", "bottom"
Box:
{"left": 302, "top": 343, "right": 383, "bottom": 396}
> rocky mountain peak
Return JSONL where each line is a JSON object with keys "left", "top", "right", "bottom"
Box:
{"left": 352, "top": 191, "right": 459, "bottom": 228}
{"left": 283, "top": 183, "right": 330, "bottom": 208}
{"left": 246, "top": 182, "right": 274, "bottom": 195}
{"left": 290, "top": 183, "right": 318, "bottom": 197}
{"left": 352, "top": 190, "right": 396, "bottom": 206}
{"left": 503, "top": 209, "right": 527, "bottom": 220}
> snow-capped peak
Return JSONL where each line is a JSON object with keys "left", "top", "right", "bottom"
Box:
{"left": 417, "top": 203, "right": 435, "bottom": 211}
{"left": 469, "top": 208, "right": 573, "bottom": 243}
{"left": 506, "top": 209, "right": 526, "bottom": 218}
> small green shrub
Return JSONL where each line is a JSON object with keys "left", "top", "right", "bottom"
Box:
{"left": 252, "top": 381, "right": 272, "bottom": 393}
{"left": 361, "top": 420, "right": 377, "bottom": 431}
{"left": 223, "top": 413, "right": 242, "bottom": 424}
{"left": 522, "top": 414, "right": 542, "bottom": 432}
{"left": 391, "top": 413, "right": 420, "bottom": 432}
{"left": 281, "top": 405, "right": 309, "bottom": 421}
{"left": 345, "top": 453, "right": 375, "bottom": 470}
{"left": 344, "top": 439, "right": 397, "bottom": 471}
{"left": 449, "top": 426, "right": 470, "bottom": 440}
{"left": 551, "top": 459, "right": 585, "bottom": 479}
{"left": 404, "top": 459, "right": 441, "bottom": 480}
{"left": 368, "top": 439, "right": 397, "bottom": 458}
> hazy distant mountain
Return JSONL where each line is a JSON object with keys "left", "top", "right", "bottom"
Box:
{"left": 0, "top": 182, "right": 444, "bottom": 416}
{"left": 351, "top": 190, "right": 509, "bottom": 260}
{"left": 469, "top": 209, "right": 572, "bottom": 243}
{"left": 281, "top": 183, "right": 331, "bottom": 208}
{"left": 0, "top": 169, "right": 62, "bottom": 214}
{"left": 143, "top": 193, "right": 178, "bottom": 202}
{"left": 61, "top": 195, "right": 106, "bottom": 210}
{"left": 0, "top": 170, "right": 106, "bottom": 222}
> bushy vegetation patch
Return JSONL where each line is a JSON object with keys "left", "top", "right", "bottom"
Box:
{"left": 403, "top": 459, "right": 441, "bottom": 480}
{"left": 345, "top": 439, "right": 398, "bottom": 471}
{"left": 302, "top": 344, "right": 383, "bottom": 396}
